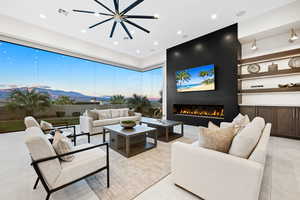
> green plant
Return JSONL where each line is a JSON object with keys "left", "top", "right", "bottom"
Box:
{"left": 56, "top": 111, "right": 66, "bottom": 117}
{"left": 53, "top": 96, "right": 75, "bottom": 105}
{"left": 127, "top": 94, "right": 152, "bottom": 114}
{"left": 176, "top": 70, "right": 191, "bottom": 86}
{"left": 72, "top": 112, "right": 81, "bottom": 117}
{"left": 110, "top": 95, "right": 126, "bottom": 104}
{"left": 121, "top": 120, "right": 135, "bottom": 124}
{"left": 5, "top": 89, "right": 51, "bottom": 116}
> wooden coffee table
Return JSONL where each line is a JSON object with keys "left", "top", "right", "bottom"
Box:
{"left": 103, "top": 124, "right": 157, "bottom": 158}
{"left": 140, "top": 117, "right": 184, "bottom": 142}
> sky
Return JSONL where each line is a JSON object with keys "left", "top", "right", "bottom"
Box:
{"left": 0, "top": 41, "right": 162, "bottom": 99}
{"left": 176, "top": 64, "right": 214, "bottom": 85}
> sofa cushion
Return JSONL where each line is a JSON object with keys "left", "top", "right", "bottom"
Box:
{"left": 93, "top": 118, "right": 120, "bottom": 127}
{"left": 86, "top": 110, "right": 98, "bottom": 120}
{"left": 54, "top": 144, "right": 106, "bottom": 188}
{"left": 232, "top": 113, "right": 250, "bottom": 128}
{"left": 25, "top": 127, "right": 61, "bottom": 189}
{"left": 199, "top": 126, "right": 235, "bottom": 153}
{"left": 96, "top": 109, "right": 112, "bottom": 120}
{"left": 208, "top": 121, "right": 219, "bottom": 129}
{"left": 119, "top": 108, "right": 129, "bottom": 117}
{"left": 111, "top": 109, "right": 120, "bottom": 118}
{"left": 40, "top": 120, "right": 54, "bottom": 134}
{"left": 229, "top": 117, "right": 265, "bottom": 159}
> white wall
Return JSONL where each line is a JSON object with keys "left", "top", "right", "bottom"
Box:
{"left": 240, "top": 29, "right": 300, "bottom": 106}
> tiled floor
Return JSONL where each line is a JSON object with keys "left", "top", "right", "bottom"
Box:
{"left": 0, "top": 125, "right": 300, "bottom": 200}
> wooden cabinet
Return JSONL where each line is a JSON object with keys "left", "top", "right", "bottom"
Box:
{"left": 239, "top": 105, "right": 300, "bottom": 139}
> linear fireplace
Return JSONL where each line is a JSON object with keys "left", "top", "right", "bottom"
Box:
{"left": 173, "top": 104, "right": 224, "bottom": 119}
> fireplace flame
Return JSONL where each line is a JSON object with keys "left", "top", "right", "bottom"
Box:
{"left": 178, "top": 108, "right": 224, "bottom": 119}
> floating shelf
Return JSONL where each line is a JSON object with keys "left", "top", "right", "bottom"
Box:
{"left": 238, "top": 68, "right": 300, "bottom": 79}
{"left": 239, "top": 87, "right": 300, "bottom": 93}
{"left": 238, "top": 48, "right": 300, "bottom": 66}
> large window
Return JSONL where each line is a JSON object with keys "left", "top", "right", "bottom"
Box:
{"left": 0, "top": 41, "right": 163, "bottom": 132}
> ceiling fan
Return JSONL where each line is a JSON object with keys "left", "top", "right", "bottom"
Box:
{"left": 73, "top": 0, "right": 158, "bottom": 39}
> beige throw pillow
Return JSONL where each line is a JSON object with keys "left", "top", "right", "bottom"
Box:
{"left": 97, "top": 110, "right": 112, "bottom": 120}
{"left": 52, "top": 131, "right": 74, "bottom": 162}
{"left": 199, "top": 126, "right": 235, "bottom": 153}
{"left": 40, "top": 120, "right": 54, "bottom": 134}
{"left": 86, "top": 110, "right": 98, "bottom": 121}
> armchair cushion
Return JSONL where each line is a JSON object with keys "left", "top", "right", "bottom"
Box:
{"left": 25, "top": 127, "right": 62, "bottom": 189}
{"left": 54, "top": 144, "right": 106, "bottom": 188}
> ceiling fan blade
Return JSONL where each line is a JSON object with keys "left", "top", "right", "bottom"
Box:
{"left": 73, "top": 10, "right": 95, "bottom": 14}
{"left": 89, "top": 17, "right": 114, "bottom": 29}
{"left": 98, "top": 12, "right": 114, "bottom": 16}
{"left": 124, "top": 19, "right": 150, "bottom": 33}
{"left": 113, "top": 0, "right": 119, "bottom": 13}
{"left": 110, "top": 21, "right": 117, "bottom": 38}
{"left": 121, "top": 0, "right": 144, "bottom": 15}
{"left": 120, "top": 21, "right": 133, "bottom": 39}
{"left": 124, "top": 15, "right": 157, "bottom": 19}
{"left": 94, "top": 0, "right": 115, "bottom": 14}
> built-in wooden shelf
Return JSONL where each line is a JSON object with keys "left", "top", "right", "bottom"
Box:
{"left": 238, "top": 68, "right": 300, "bottom": 79}
{"left": 239, "top": 87, "right": 300, "bottom": 93}
{"left": 238, "top": 48, "right": 300, "bottom": 66}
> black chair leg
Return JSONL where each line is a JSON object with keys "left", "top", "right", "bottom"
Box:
{"left": 74, "top": 135, "right": 77, "bottom": 146}
{"left": 88, "top": 133, "right": 91, "bottom": 143}
{"left": 46, "top": 193, "right": 51, "bottom": 200}
{"left": 33, "top": 177, "right": 39, "bottom": 189}
{"left": 107, "top": 168, "right": 110, "bottom": 188}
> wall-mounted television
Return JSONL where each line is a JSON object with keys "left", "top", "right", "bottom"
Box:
{"left": 176, "top": 64, "right": 215, "bottom": 92}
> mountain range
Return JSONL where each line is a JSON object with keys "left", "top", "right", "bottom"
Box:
{"left": 0, "top": 87, "right": 111, "bottom": 102}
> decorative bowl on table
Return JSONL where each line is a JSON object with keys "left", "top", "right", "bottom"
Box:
{"left": 120, "top": 120, "right": 136, "bottom": 129}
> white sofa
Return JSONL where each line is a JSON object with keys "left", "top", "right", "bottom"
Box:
{"left": 80, "top": 108, "right": 142, "bottom": 135}
{"left": 171, "top": 118, "right": 271, "bottom": 200}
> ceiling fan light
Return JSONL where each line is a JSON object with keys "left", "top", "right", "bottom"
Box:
{"left": 251, "top": 39, "right": 257, "bottom": 51}
{"left": 289, "top": 28, "right": 298, "bottom": 42}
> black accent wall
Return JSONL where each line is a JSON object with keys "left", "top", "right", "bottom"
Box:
{"left": 166, "top": 24, "right": 240, "bottom": 126}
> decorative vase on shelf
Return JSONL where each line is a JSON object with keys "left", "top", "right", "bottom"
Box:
{"left": 288, "top": 57, "right": 300, "bottom": 68}
{"left": 268, "top": 63, "right": 278, "bottom": 72}
{"left": 247, "top": 64, "right": 261, "bottom": 74}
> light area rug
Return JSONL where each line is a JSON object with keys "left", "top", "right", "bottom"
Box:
{"left": 85, "top": 136, "right": 194, "bottom": 200}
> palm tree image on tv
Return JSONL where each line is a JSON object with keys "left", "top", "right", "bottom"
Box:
{"left": 176, "top": 71, "right": 191, "bottom": 86}
{"left": 176, "top": 64, "right": 215, "bottom": 92}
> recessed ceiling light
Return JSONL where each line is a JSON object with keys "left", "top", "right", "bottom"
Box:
{"left": 94, "top": 13, "right": 100, "bottom": 17}
{"left": 136, "top": 50, "right": 141, "bottom": 54}
{"left": 153, "top": 41, "right": 159, "bottom": 46}
{"left": 211, "top": 14, "right": 217, "bottom": 20}
{"left": 236, "top": 10, "right": 246, "bottom": 17}
{"left": 177, "top": 30, "right": 183, "bottom": 35}
{"left": 81, "top": 29, "right": 87, "bottom": 33}
{"left": 39, "top": 14, "right": 46, "bottom": 19}
{"left": 154, "top": 13, "right": 160, "bottom": 19}
{"left": 113, "top": 41, "right": 119, "bottom": 45}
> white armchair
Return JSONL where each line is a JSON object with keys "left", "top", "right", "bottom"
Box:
{"left": 171, "top": 123, "right": 271, "bottom": 200}
{"left": 25, "top": 127, "right": 109, "bottom": 200}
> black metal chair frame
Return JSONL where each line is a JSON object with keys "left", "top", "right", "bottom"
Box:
{"left": 44, "top": 125, "right": 91, "bottom": 146}
{"left": 31, "top": 142, "right": 109, "bottom": 200}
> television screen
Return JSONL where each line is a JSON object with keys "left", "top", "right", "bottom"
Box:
{"left": 176, "top": 64, "right": 215, "bottom": 92}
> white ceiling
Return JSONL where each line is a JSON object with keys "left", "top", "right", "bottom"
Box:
{"left": 0, "top": 0, "right": 296, "bottom": 59}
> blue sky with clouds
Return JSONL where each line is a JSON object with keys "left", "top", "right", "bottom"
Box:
{"left": 0, "top": 41, "right": 162, "bottom": 98}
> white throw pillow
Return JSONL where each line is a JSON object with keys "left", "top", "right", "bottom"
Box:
{"left": 229, "top": 117, "right": 265, "bottom": 158}
{"left": 52, "top": 131, "right": 74, "bottom": 162}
